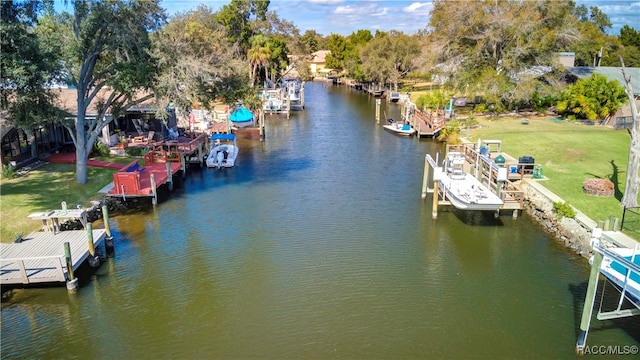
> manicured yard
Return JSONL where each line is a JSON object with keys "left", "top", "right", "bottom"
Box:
{"left": 466, "top": 115, "right": 638, "bottom": 237}
{"left": 0, "top": 156, "right": 131, "bottom": 242}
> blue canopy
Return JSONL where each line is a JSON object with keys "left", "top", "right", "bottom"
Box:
{"left": 229, "top": 107, "right": 254, "bottom": 123}
{"left": 210, "top": 133, "right": 236, "bottom": 141}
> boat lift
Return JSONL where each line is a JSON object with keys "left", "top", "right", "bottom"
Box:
{"left": 575, "top": 228, "right": 640, "bottom": 354}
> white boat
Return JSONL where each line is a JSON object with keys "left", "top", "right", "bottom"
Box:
{"left": 439, "top": 152, "right": 504, "bottom": 211}
{"left": 205, "top": 133, "right": 238, "bottom": 169}
{"left": 262, "top": 89, "right": 284, "bottom": 111}
{"left": 282, "top": 78, "right": 303, "bottom": 104}
{"left": 383, "top": 118, "right": 416, "bottom": 136}
{"left": 389, "top": 91, "right": 400, "bottom": 102}
{"left": 596, "top": 246, "right": 640, "bottom": 308}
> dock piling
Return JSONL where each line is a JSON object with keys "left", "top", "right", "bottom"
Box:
{"left": 102, "top": 205, "right": 114, "bottom": 251}
{"left": 576, "top": 229, "right": 604, "bottom": 354}
{"left": 64, "top": 242, "right": 79, "bottom": 293}
{"left": 166, "top": 162, "right": 173, "bottom": 191}
{"left": 150, "top": 173, "right": 157, "bottom": 205}
{"left": 86, "top": 223, "right": 100, "bottom": 267}
{"left": 421, "top": 155, "right": 430, "bottom": 199}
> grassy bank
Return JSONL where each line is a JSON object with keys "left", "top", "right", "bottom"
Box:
{"left": 464, "top": 115, "right": 638, "bottom": 238}
{"left": 0, "top": 156, "right": 131, "bottom": 242}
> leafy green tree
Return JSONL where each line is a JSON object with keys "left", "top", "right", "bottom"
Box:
{"left": 359, "top": 31, "right": 419, "bottom": 89}
{"left": 424, "top": 0, "right": 592, "bottom": 107}
{"left": 153, "top": 5, "right": 252, "bottom": 111}
{"left": 325, "top": 34, "right": 350, "bottom": 70}
{"left": 0, "top": 0, "right": 66, "bottom": 158}
{"left": 300, "top": 30, "right": 319, "bottom": 53}
{"left": 556, "top": 73, "right": 627, "bottom": 121}
{"left": 215, "top": 0, "right": 269, "bottom": 57}
{"left": 620, "top": 25, "right": 640, "bottom": 47}
{"left": 46, "top": 0, "right": 166, "bottom": 184}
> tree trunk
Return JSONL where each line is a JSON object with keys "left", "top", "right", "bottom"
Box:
{"left": 620, "top": 61, "right": 639, "bottom": 208}
{"left": 75, "top": 93, "right": 88, "bottom": 184}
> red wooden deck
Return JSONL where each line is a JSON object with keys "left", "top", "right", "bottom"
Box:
{"left": 108, "top": 156, "right": 182, "bottom": 197}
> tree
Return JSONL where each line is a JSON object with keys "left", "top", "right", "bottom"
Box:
{"left": 360, "top": 31, "right": 419, "bottom": 90}
{"left": 556, "top": 73, "right": 627, "bottom": 121}
{"left": 620, "top": 58, "right": 639, "bottom": 208}
{"left": 424, "top": 0, "right": 583, "bottom": 105}
{"left": 215, "top": 0, "right": 269, "bottom": 57}
{"left": 0, "top": 0, "right": 66, "bottom": 158}
{"left": 48, "top": 0, "right": 166, "bottom": 184}
{"left": 247, "top": 34, "right": 271, "bottom": 87}
{"left": 152, "top": 5, "right": 253, "bottom": 111}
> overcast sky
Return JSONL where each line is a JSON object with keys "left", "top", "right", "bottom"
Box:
{"left": 159, "top": 0, "right": 639, "bottom": 36}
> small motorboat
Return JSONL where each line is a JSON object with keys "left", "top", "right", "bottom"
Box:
{"left": 205, "top": 133, "right": 238, "bottom": 169}
{"left": 383, "top": 118, "right": 416, "bottom": 136}
{"left": 389, "top": 91, "right": 400, "bottom": 102}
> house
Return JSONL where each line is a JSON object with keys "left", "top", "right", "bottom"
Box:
{"left": 308, "top": 50, "right": 331, "bottom": 78}
{"left": 564, "top": 66, "right": 640, "bottom": 128}
{"left": 1, "top": 87, "right": 167, "bottom": 169}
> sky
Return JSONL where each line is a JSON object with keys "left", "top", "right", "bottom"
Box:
{"left": 158, "top": 0, "right": 640, "bottom": 36}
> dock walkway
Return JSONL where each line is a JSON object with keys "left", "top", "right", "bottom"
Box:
{"left": 1, "top": 229, "right": 106, "bottom": 285}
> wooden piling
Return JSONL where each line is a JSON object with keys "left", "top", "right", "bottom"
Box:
{"left": 421, "top": 155, "right": 430, "bottom": 200}
{"left": 64, "top": 241, "right": 78, "bottom": 292}
{"left": 86, "top": 223, "right": 100, "bottom": 267}
{"left": 151, "top": 173, "right": 157, "bottom": 205}
{"left": 375, "top": 99, "right": 381, "bottom": 124}
{"left": 166, "top": 162, "right": 173, "bottom": 191}
{"left": 102, "top": 205, "right": 114, "bottom": 250}
{"left": 432, "top": 180, "right": 439, "bottom": 219}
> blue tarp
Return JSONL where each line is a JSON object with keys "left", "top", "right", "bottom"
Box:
{"left": 229, "top": 107, "right": 254, "bottom": 123}
{"left": 210, "top": 133, "right": 236, "bottom": 141}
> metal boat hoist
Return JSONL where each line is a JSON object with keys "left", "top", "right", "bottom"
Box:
{"left": 575, "top": 228, "right": 640, "bottom": 354}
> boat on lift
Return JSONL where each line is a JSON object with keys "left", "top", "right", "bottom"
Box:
{"left": 439, "top": 152, "right": 504, "bottom": 211}
{"left": 229, "top": 105, "right": 254, "bottom": 128}
{"left": 205, "top": 133, "right": 238, "bottom": 169}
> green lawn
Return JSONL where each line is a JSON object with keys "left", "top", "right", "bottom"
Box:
{"left": 0, "top": 156, "right": 131, "bottom": 242}
{"left": 466, "top": 115, "right": 638, "bottom": 237}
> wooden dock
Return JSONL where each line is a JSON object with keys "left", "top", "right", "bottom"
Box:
{"left": 422, "top": 142, "right": 534, "bottom": 218}
{"left": 107, "top": 149, "right": 184, "bottom": 204}
{"left": 400, "top": 100, "right": 446, "bottom": 137}
{"left": 0, "top": 229, "right": 106, "bottom": 285}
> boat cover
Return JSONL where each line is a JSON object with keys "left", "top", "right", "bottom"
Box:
{"left": 210, "top": 133, "right": 236, "bottom": 141}
{"left": 230, "top": 107, "right": 254, "bottom": 123}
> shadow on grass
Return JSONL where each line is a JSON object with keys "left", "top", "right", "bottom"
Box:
{"left": 587, "top": 160, "right": 624, "bottom": 201}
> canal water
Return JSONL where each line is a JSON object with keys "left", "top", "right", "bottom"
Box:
{"left": 2, "top": 82, "right": 638, "bottom": 359}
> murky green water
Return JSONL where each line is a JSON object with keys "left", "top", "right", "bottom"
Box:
{"left": 2, "top": 82, "right": 638, "bottom": 359}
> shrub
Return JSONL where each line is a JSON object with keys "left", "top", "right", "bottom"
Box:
{"left": 553, "top": 201, "right": 576, "bottom": 219}
{"left": 125, "top": 147, "right": 147, "bottom": 157}
{"left": 92, "top": 141, "right": 110, "bottom": 157}
{"left": 1, "top": 163, "right": 16, "bottom": 179}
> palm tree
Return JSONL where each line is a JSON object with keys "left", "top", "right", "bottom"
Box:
{"left": 248, "top": 35, "right": 271, "bottom": 87}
